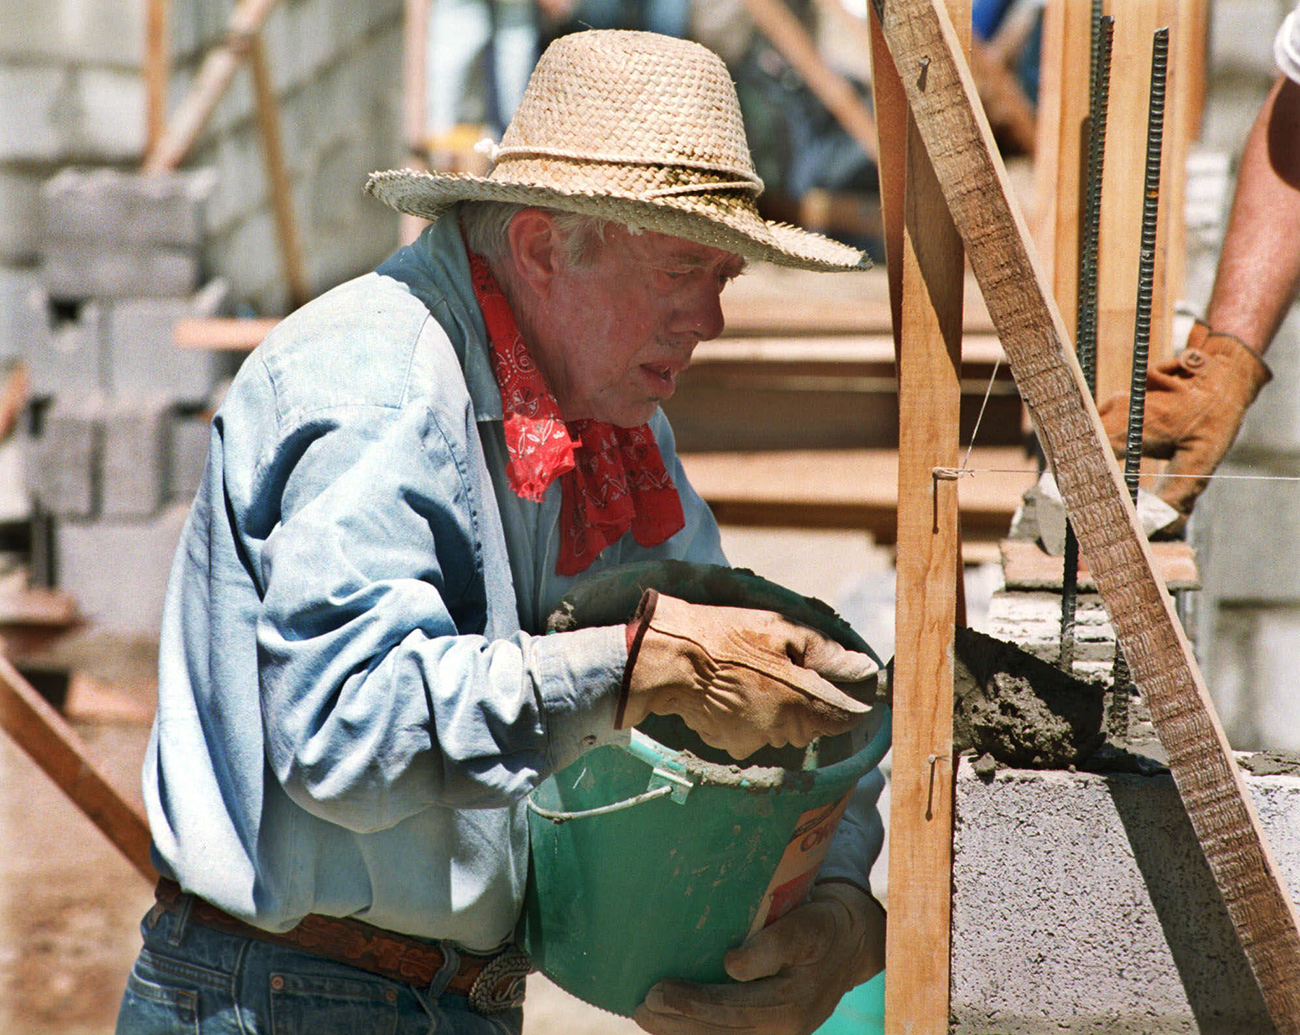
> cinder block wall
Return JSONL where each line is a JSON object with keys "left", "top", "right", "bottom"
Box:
{"left": 1187, "top": 0, "right": 1300, "bottom": 751}
{"left": 0, "top": 0, "right": 405, "bottom": 312}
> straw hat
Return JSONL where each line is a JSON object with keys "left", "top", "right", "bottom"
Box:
{"left": 366, "top": 30, "right": 868, "bottom": 272}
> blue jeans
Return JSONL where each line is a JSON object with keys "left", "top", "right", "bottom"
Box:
{"left": 115, "top": 903, "right": 524, "bottom": 1035}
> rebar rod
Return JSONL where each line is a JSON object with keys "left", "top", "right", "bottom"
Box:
{"left": 1112, "top": 26, "right": 1170, "bottom": 721}
{"left": 1060, "top": 13, "right": 1114, "bottom": 672}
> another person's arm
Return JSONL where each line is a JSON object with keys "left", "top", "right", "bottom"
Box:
{"left": 1098, "top": 74, "right": 1300, "bottom": 521}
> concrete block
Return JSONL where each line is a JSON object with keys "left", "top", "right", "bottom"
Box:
{"left": 951, "top": 758, "right": 1300, "bottom": 1034}
{"left": 27, "top": 392, "right": 104, "bottom": 519}
{"left": 1196, "top": 459, "right": 1300, "bottom": 602}
{"left": 54, "top": 503, "right": 189, "bottom": 635}
{"left": 104, "top": 279, "right": 230, "bottom": 401}
{"left": 0, "top": 267, "right": 51, "bottom": 363}
{"left": 39, "top": 242, "right": 201, "bottom": 302}
{"left": 1201, "top": 605, "right": 1300, "bottom": 753}
{"left": 986, "top": 588, "right": 1118, "bottom": 681}
{"left": 0, "top": 166, "right": 43, "bottom": 264}
{"left": 0, "top": 64, "right": 72, "bottom": 163}
{"left": 75, "top": 67, "right": 146, "bottom": 159}
{"left": 42, "top": 167, "right": 216, "bottom": 250}
{"left": 167, "top": 413, "right": 211, "bottom": 504}
{"left": 100, "top": 397, "right": 169, "bottom": 519}
{"left": 0, "top": 0, "right": 145, "bottom": 67}
{"left": 25, "top": 295, "right": 108, "bottom": 397}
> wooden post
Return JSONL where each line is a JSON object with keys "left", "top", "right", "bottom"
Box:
{"left": 142, "top": 0, "right": 283, "bottom": 174}
{"left": 144, "top": 0, "right": 169, "bottom": 158}
{"left": 0, "top": 657, "right": 156, "bottom": 882}
{"left": 400, "top": 0, "right": 432, "bottom": 246}
{"left": 744, "top": 0, "right": 878, "bottom": 162}
{"left": 876, "top": 1, "right": 1300, "bottom": 1027}
{"left": 1031, "top": 0, "right": 1092, "bottom": 335}
{"left": 248, "top": 34, "right": 310, "bottom": 309}
{"left": 1094, "top": 0, "right": 1180, "bottom": 401}
{"left": 871, "top": 2, "right": 969, "bottom": 1030}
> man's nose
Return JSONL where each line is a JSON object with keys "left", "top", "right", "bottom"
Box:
{"left": 674, "top": 281, "right": 726, "bottom": 342}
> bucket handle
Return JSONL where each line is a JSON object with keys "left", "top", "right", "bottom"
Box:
{"left": 526, "top": 765, "right": 694, "bottom": 824}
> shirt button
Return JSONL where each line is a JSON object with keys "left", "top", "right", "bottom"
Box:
{"left": 384, "top": 988, "right": 398, "bottom": 1004}
{"left": 582, "top": 734, "right": 597, "bottom": 747}
{"left": 270, "top": 975, "right": 285, "bottom": 991}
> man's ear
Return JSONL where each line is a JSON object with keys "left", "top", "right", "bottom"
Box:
{"left": 506, "top": 208, "right": 563, "bottom": 301}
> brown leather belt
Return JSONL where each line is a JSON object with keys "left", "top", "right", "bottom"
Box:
{"left": 152, "top": 879, "right": 529, "bottom": 1013}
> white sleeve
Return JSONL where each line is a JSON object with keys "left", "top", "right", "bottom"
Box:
{"left": 1274, "top": 4, "right": 1300, "bottom": 83}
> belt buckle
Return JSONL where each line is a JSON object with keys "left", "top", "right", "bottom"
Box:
{"left": 467, "top": 946, "right": 531, "bottom": 1014}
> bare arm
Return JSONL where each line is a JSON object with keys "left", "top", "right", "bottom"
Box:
{"left": 1205, "top": 75, "right": 1300, "bottom": 353}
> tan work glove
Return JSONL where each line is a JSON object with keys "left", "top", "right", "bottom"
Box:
{"left": 1097, "top": 321, "right": 1272, "bottom": 523}
{"left": 633, "top": 881, "right": 886, "bottom": 1035}
{"left": 619, "top": 590, "right": 876, "bottom": 760}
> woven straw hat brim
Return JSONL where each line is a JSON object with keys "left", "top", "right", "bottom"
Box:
{"left": 366, "top": 168, "right": 869, "bottom": 273}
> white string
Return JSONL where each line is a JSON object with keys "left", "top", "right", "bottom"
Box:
{"left": 958, "top": 355, "right": 1002, "bottom": 473}
{"left": 932, "top": 467, "right": 1300, "bottom": 483}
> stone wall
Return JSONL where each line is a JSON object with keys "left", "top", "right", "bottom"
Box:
{"left": 0, "top": 0, "right": 405, "bottom": 311}
{"left": 0, "top": 0, "right": 408, "bottom": 634}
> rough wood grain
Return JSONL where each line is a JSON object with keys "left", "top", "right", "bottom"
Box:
{"left": 876, "top": 0, "right": 1300, "bottom": 1027}
{"left": 0, "top": 656, "right": 156, "bottom": 882}
{"left": 872, "top": 3, "right": 968, "bottom": 1030}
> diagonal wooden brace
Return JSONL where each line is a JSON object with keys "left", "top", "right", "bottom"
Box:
{"left": 0, "top": 655, "right": 156, "bottom": 883}
{"left": 874, "top": 0, "right": 1300, "bottom": 1029}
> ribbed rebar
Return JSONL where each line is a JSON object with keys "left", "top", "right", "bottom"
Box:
{"left": 1123, "top": 26, "right": 1169, "bottom": 504}
{"left": 1074, "top": 13, "right": 1113, "bottom": 395}
{"left": 1112, "top": 27, "right": 1171, "bottom": 726}
{"left": 1061, "top": 12, "right": 1113, "bottom": 672}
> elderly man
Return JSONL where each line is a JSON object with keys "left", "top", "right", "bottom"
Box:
{"left": 115, "top": 30, "right": 886, "bottom": 1035}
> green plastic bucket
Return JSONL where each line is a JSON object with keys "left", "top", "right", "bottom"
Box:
{"left": 520, "top": 561, "right": 892, "bottom": 1017}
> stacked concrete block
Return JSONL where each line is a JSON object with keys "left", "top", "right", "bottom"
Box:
{"left": 56, "top": 503, "right": 190, "bottom": 634}
{"left": 951, "top": 758, "right": 1300, "bottom": 1034}
{"left": 27, "top": 394, "right": 104, "bottom": 520}
{"left": 167, "top": 412, "right": 212, "bottom": 504}
{"left": 39, "top": 168, "right": 215, "bottom": 302}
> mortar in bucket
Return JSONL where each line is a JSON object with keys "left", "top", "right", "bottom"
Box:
{"left": 520, "top": 561, "right": 891, "bottom": 1017}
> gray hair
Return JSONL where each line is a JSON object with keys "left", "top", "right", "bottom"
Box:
{"left": 455, "top": 201, "right": 624, "bottom": 269}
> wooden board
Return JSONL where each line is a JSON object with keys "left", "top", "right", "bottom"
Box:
{"left": 0, "top": 655, "right": 155, "bottom": 882}
{"left": 1000, "top": 537, "right": 1200, "bottom": 591}
{"left": 872, "top": 2, "right": 969, "bottom": 1030}
{"left": 876, "top": 0, "right": 1300, "bottom": 1027}
{"left": 679, "top": 447, "right": 1033, "bottom": 539}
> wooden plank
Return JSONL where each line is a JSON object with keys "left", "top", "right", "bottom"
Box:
{"left": 174, "top": 316, "right": 280, "bottom": 351}
{"left": 678, "top": 447, "right": 1032, "bottom": 539}
{"left": 1000, "top": 537, "right": 1200, "bottom": 591}
{"left": 144, "top": 0, "right": 169, "bottom": 158}
{"left": 142, "top": 0, "right": 282, "bottom": 173}
{"left": 743, "top": 0, "right": 878, "bottom": 162}
{"left": 0, "top": 655, "right": 155, "bottom": 882}
{"left": 873, "top": 1, "right": 969, "bottom": 1029}
{"left": 400, "top": 0, "right": 431, "bottom": 246}
{"left": 875, "top": 0, "right": 1300, "bottom": 1026}
{"left": 1094, "top": 0, "right": 1179, "bottom": 401}
{"left": 248, "top": 34, "right": 309, "bottom": 309}
{"left": 1030, "top": 0, "right": 1091, "bottom": 334}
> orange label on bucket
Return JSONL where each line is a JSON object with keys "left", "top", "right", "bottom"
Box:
{"left": 746, "top": 792, "right": 852, "bottom": 938}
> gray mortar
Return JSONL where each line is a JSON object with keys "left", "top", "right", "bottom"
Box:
{"left": 953, "top": 626, "right": 1107, "bottom": 768}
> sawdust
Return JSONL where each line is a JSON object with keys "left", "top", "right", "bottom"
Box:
{"left": 953, "top": 627, "right": 1106, "bottom": 769}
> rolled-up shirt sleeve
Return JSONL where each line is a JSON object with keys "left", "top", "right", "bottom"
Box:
{"left": 254, "top": 399, "right": 627, "bottom": 832}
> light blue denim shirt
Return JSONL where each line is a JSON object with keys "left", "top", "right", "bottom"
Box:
{"left": 143, "top": 217, "right": 881, "bottom": 956}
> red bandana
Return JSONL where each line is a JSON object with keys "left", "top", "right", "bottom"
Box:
{"left": 466, "top": 249, "right": 685, "bottom": 576}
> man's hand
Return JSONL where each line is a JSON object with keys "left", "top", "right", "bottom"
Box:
{"left": 619, "top": 591, "right": 878, "bottom": 760}
{"left": 633, "top": 882, "right": 886, "bottom": 1035}
{"left": 1097, "top": 321, "right": 1271, "bottom": 524}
